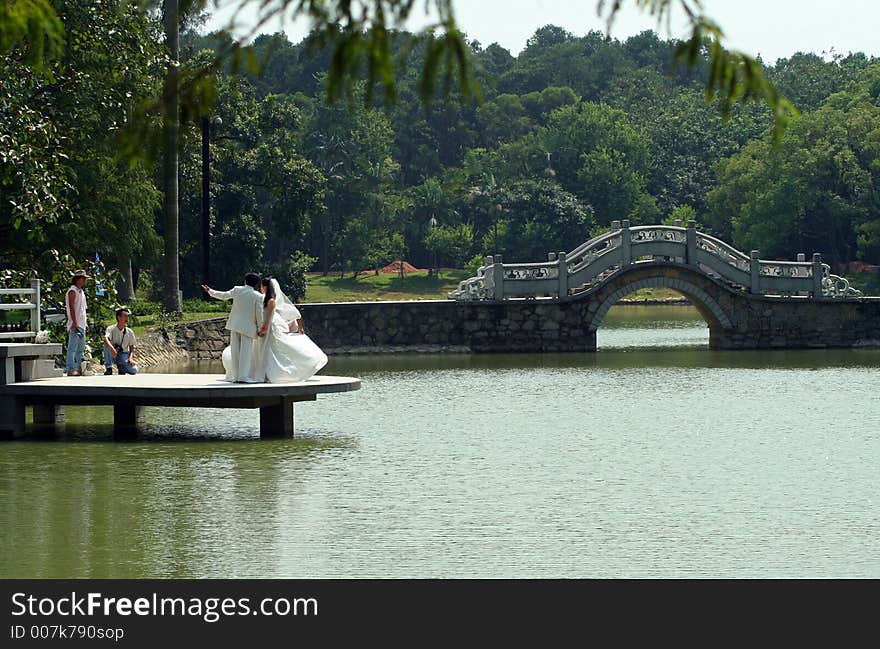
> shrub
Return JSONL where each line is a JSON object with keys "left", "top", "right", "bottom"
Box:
{"left": 465, "top": 254, "right": 488, "bottom": 276}
{"left": 124, "top": 299, "right": 161, "bottom": 316}
{"left": 181, "top": 298, "right": 227, "bottom": 313}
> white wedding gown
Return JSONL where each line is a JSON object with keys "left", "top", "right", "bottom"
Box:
{"left": 221, "top": 280, "right": 327, "bottom": 383}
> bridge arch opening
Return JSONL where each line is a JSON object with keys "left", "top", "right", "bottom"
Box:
{"left": 588, "top": 273, "right": 732, "bottom": 350}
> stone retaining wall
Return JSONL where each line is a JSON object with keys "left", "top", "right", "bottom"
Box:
{"left": 136, "top": 330, "right": 190, "bottom": 367}
{"left": 176, "top": 320, "right": 230, "bottom": 361}
{"left": 173, "top": 300, "right": 596, "bottom": 357}
{"left": 712, "top": 297, "right": 880, "bottom": 349}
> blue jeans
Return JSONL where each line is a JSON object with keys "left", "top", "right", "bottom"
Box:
{"left": 103, "top": 347, "right": 139, "bottom": 374}
{"left": 66, "top": 328, "right": 86, "bottom": 373}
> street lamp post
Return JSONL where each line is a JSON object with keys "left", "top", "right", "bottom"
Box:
{"left": 201, "top": 115, "right": 221, "bottom": 292}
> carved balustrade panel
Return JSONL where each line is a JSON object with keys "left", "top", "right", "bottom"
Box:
{"left": 822, "top": 265, "right": 862, "bottom": 298}
{"left": 631, "top": 228, "right": 686, "bottom": 244}
{"left": 503, "top": 265, "right": 559, "bottom": 281}
{"left": 450, "top": 272, "right": 493, "bottom": 300}
{"left": 449, "top": 226, "right": 867, "bottom": 300}
{"left": 696, "top": 234, "right": 751, "bottom": 272}
{"left": 759, "top": 263, "right": 812, "bottom": 278}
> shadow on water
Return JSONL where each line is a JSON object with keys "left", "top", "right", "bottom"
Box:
{"left": 20, "top": 404, "right": 359, "bottom": 446}
{"left": 321, "top": 347, "right": 880, "bottom": 374}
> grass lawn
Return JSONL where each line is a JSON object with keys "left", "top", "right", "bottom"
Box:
{"left": 303, "top": 270, "right": 470, "bottom": 303}
{"left": 127, "top": 271, "right": 470, "bottom": 334}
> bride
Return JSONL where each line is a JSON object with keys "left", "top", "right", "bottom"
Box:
{"left": 222, "top": 277, "right": 327, "bottom": 382}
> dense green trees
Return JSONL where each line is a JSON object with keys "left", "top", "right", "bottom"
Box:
{"left": 2, "top": 7, "right": 879, "bottom": 306}
{"left": 1, "top": 0, "right": 164, "bottom": 283}
{"left": 185, "top": 26, "right": 879, "bottom": 280}
{"left": 469, "top": 179, "right": 596, "bottom": 263}
{"left": 176, "top": 73, "right": 324, "bottom": 291}
{"left": 708, "top": 68, "right": 880, "bottom": 265}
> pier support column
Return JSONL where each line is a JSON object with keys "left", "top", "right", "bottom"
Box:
{"left": 114, "top": 404, "right": 145, "bottom": 437}
{"left": 0, "top": 395, "right": 25, "bottom": 439}
{"left": 33, "top": 403, "right": 65, "bottom": 434}
{"left": 260, "top": 397, "right": 294, "bottom": 439}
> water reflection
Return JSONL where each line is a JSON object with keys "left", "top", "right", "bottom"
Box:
{"left": 0, "top": 439, "right": 349, "bottom": 578}
{"left": 2, "top": 304, "right": 879, "bottom": 578}
{"left": 599, "top": 304, "right": 710, "bottom": 350}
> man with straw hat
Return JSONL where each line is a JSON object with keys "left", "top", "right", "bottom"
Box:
{"left": 65, "top": 269, "right": 90, "bottom": 376}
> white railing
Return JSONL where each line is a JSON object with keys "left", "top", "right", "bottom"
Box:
{"left": 449, "top": 220, "right": 862, "bottom": 301}
{"left": 452, "top": 261, "right": 494, "bottom": 300}
{"left": 567, "top": 231, "right": 622, "bottom": 273}
{"left": 0, "top": 279, "right": 42, "bottom": 340}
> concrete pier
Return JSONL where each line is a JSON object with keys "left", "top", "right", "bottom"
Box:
{"left": 259, "top": 396, "right": 299, "bottom": 438}
{"left": 0, "top": 394, "right": 25, "bottom": 437}
{"left": 0, "top": 373, "right": 360, "bottom": 439}
{"left": 32, "top": 403, "right": 66, "bottom": 434}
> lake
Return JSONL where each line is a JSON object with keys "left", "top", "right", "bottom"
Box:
{"left": 1, "top": 304, "right": 878, "bottom": 578}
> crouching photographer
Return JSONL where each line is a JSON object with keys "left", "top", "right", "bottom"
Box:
{"left": 102, "top": 308, "right": 139, "bottom": 375}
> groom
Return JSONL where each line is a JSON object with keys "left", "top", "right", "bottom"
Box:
{"left": 201, "top": 273, "right": 263, "bottom": 383}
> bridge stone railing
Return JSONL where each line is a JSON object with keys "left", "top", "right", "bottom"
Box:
{"left": 450, "top": 220, "right": 861, "bottom": 301}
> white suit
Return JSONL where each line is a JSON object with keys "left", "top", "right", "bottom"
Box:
{"left": 208, "top": 285, "right": 263, "bottom": 382}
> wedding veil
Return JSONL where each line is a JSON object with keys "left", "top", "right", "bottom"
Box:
{"left": 270, "top": 278, "right": 302, "bottom": 324}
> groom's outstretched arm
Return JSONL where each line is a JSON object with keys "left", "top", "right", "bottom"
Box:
{"left": 202, "top": 285, "right": 235, "bottom": 300}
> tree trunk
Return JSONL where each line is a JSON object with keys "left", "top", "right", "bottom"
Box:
{"left": 162, "top": 0, "right": 181, "bottom": 314}
{"left": 118, "top": 257, "right": 136, "bottom": 301}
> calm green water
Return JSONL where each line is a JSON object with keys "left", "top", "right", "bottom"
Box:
{"left": 2, "top": 305, "right": 879, "bottom": 578}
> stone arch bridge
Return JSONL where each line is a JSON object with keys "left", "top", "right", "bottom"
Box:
{"left": 437, "top": 220, "right": 877, "bottom": 351}
{"left": 179, "top": 222, "right": 880, "bottom": 356}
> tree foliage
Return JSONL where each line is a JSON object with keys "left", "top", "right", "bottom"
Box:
{"left": 1, "top": 0, "right": 165, "bottom": 273}
{"left": 708, "top": 68, "right": 880, "bottom": 265}
{"left": 3, "top": 6, "right": 880, "bottom": 310}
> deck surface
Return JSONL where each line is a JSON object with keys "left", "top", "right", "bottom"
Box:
{"left": 1, "top": 373, "right": 361, "bottom": 406}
